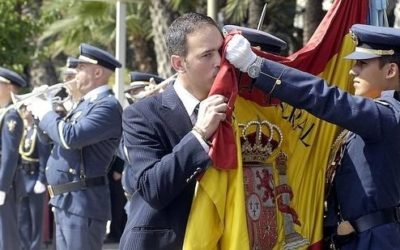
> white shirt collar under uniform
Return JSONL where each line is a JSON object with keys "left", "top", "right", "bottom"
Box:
{"left": 83, "top": 85, "right": 111, "bottom": 102}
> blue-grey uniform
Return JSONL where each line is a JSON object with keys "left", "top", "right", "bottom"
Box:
{"left": 37, "top": 44, "right": 123, "bottom": 249}
{"left": 17, "top": 124, "right": 51, "bottom": 250}
{"left": 236, "top": 24, "right": 400, "bottom": 249}
{"left": 0, "top": 67, "right": 27, "bottom": 250}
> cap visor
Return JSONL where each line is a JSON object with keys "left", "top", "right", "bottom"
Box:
{"left": 344, "top": 51, "right": 381, "bottom": 60}
{"left": 124, "top": 83, "right": 148, "bottom": 93}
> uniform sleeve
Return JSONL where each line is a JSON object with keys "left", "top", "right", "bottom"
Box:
{"left": 253, "top": 58, "right": 400, "bottom": 141}
{"left": 36, "top": 134, "right": 51, "bottom": 183}
{"left": 39, "top": 100, "right": 122, "bottom": 149}
{"left": 0, "top": 111, "right": 23, "bottom": 192}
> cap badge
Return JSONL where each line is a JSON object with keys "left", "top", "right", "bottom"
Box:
{"left": 349, "top": 30, "right": 358, "bottom": 46}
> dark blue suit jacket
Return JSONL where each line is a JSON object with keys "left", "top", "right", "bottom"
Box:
{"left": 119, "top": 85, "right": 210, "bottom": 250}
{"left": 254, "top": 59, "right": 400, "bottom": 250}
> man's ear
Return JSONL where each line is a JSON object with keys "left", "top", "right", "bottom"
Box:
{"left": 94, "top": 67, "right": 103, "bottom": 78}
{"left": 171, "top": 55, "right": 186, "bottom": 73}
{"left": 386, "top": 62, "right": 399, "bottom": 80}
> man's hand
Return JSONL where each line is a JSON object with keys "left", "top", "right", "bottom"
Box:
{"left": 194, "top": 95, "right": 228, "bottom": 140}
{"left": 27, "top": 97, "right": 52, "bottom": 120}
{"left": 33, "top": 180, "right": 46, "bottom": 194}
{"left": 0, "top": 191, "right": 5, "bottom": 206}
{"left": 226, "top": 34, "right": 257, "bottom": 72}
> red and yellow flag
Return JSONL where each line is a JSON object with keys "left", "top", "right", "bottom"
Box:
{"left": 184, "top": 0, "right": 370, "bottom": 249}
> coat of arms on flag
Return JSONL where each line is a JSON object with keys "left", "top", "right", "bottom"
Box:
{"left": 240, "top": 120, "right": 309, "bottom": 250}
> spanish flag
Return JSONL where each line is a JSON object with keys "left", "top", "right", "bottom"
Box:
{"left": 184, "top": 0, "right": 374, "bottom": 249}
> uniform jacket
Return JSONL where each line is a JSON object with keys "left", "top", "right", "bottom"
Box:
{"left": 254, "top": 59, "right": 400, "bottom": 249}
{"left": 0, "top": 107, "right": 23, "bottom": 193}
{"left": 119, "top": 85, "right": 210, "bottom": 250}
{"left": 17, "top": 125, "right": 51, "bottom": 194}
{"left": 39, "top": 89, "right": 122, "bottom": 220}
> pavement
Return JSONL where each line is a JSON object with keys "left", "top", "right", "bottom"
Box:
{"left": 41, "top": 242, "right": 119, "bottom": 249}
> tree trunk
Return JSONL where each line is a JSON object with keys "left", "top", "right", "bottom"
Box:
{"left": 263, "top": 0, "right": 299, "bottom": 54}
{"left": 128, "top": 35, "right": 157, "bottom": 73}
{"left": 23, "top": 0, "right": 58, "bottom": 87}
{"left": 248, "top": 0, "right": 265, "bottom": 29}
{"left": 149, "top": 0, "right": 177, "bottom": 78}
{"left": 303, "top": 0, "right": 324, "bottom": 44}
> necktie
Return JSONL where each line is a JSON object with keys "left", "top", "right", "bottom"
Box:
{"left": 191, "top": 103, "right": 200, "bottom": 125}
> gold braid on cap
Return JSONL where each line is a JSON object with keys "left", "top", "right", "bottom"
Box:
{"left": 354, "top": 47, "right": 395, "bottom": 56}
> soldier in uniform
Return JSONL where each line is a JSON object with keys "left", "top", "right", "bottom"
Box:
{"left": 0, "top": 67, "right": 27, "bottom": 249}
{"left": 17, "top": 106, "right": 51, "bottom": 250}
{"left": 28, "top": 44, "right": 123, "bottom": 249}
{"left": 124, "top": 71, "right": 165, "bottom": 105}
{"left": 226, "top": 24, "right": 400, "bottom": 249}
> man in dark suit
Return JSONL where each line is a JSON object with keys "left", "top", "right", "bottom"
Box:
{"left": 28, "top": 44, "right": 123, "bottom": 249}
{"left": 119, "top": 13, "right": 228, "bottom": 249}
{"left": 0, "top": 67, "right": 27, "bottom": 249}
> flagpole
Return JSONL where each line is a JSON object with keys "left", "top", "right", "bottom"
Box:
{"left": 115, "top": 1, "right": 126, "bottom": 106}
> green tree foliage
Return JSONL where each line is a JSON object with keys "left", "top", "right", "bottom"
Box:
{"left": 0, "top": 0, "right": 42, "bottom": 71}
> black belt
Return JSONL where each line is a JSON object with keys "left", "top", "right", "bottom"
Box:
{"left": 350, "top": 206, "right": 400, "bottom": 233}
{"left": 20, "top": 163, "right": 39, "bottom": 174}
{"left": 47, "top": 176, "right": 107, "bottom": 198}
{"left": 329, "top": 207, "right": 400, "bottom": 249}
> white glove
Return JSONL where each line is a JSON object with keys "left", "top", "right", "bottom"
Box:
{"left": 0, "top": 191, "right": 5, "bottom": 206}
{"left": 33, "top": 180, "right": 46, "bottom": 194}
{"left": 226, "top": 34, "right": 257, "bottom": 72}
{"left": 27, "top": 97, "right": 52, "bottom": 120}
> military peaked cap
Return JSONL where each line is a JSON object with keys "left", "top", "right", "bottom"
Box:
{"left": 125, "top": 72, "right": 164, "bottom": 93}
{"left": 78, "top": 43, "right": 122, "bottom": 71}
{"left": 345, "top": 24, "right": 400, "bottom": 60}
{"left": 0, "top": 67, "right": 27, "bottom": 88}
{"left": 223, "top": 25, "right": 287, "bottom": 54}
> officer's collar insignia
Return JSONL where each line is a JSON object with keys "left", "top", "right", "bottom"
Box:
{"left": 349, "top": 30, "right": 358, "bottom": 46}
{"left": 72, "top": 111, "right": 82, "bottom": 120}
{"left": 239, "top": 119, "right": 283, "bottom": 162}
{"left": 7, "top": 120, "right": 16, "bottom": 133}
{"left": 89, "top": 94, "right": 98, "bottom": 102}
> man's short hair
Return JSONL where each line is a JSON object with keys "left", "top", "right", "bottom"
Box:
{"left": 165, "top": 12, "right": 221, "bottom": 57}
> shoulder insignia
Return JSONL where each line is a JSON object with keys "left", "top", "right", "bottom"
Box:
{"left": 7, "top": 120, "right": 17, "bottom": 133}
{"left": 374, "top": 100, "right": 390, "bottom": 106}
{"left": 71, "top": 111, "right": 82, "bottom": 123}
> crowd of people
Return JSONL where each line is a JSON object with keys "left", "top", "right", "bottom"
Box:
{"left": 0, "top": 11, "right": 400, "bottom": 250}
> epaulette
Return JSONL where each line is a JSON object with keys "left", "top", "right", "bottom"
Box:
{"left": 374, "top": 100, "right": 390, "bottom": 106}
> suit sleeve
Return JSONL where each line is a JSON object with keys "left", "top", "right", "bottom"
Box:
{"left": 122, "top": 105, "right": 210, "bottom": 210}
{"left": 0, "top": 111, "right": 23, "bottom": 192}
{"left": 253, "top": 58, "right": 400, "bottom": 141}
